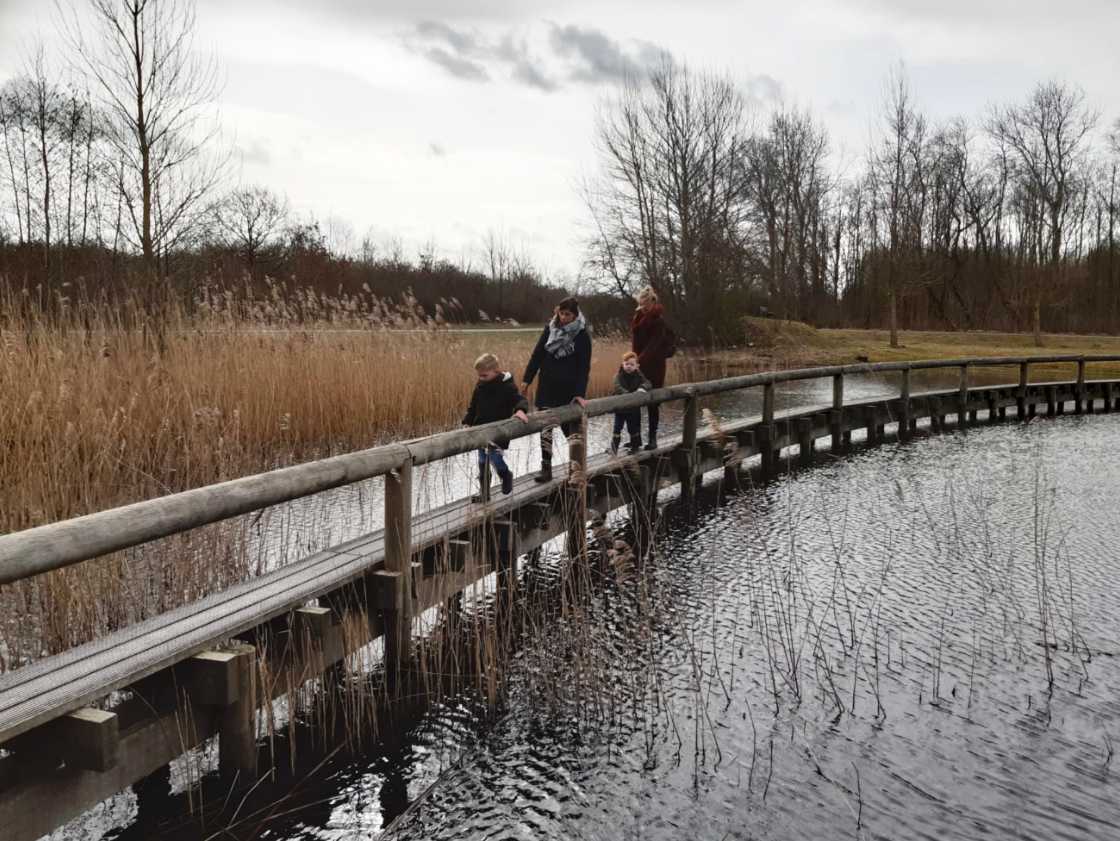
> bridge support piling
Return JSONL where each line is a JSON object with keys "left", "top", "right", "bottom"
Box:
{"left": 760, "top": 383, "right": 779, "bottom": 477}
{"left": 1017, "top": 362, "right": 1029, "bottom": 418}
{"left": 218, "top": 643, "right": 258, "bottom": 787}
{"left": 830, "top": 374, "right": 845, "bottom": 453}
{"left": 958, "top": 365, "right": 970, "bottom": 428}
{"left": 899, "top": 368, "right": 912, "bottom": 440}
{"left": 796, "top": 417, "right": 813, "bottom": 467}
{"left": 864, "top": 406, "right": 880, "bottom": 445}
{"left": 678, "top": 391, "right": 699, "bottom": 506}
{"left": 757, "top": 425, "right": 776, "bottom": 479}
{"left": 1076, "top": 359, "right": 1086, "bottom": 413}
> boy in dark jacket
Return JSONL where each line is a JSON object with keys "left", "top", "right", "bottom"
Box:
{"left": 611, "top": 351, "right": 652, "bottom": 454}
{"left": 463, "top": 353, "right": 529, "bottom": 498}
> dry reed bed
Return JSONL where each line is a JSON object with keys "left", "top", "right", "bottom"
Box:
{"left": 0, "top": 325, "right": 629, "bottom": 530}
{"left": 0, "top": 295, "right": 639, "bottom": 667}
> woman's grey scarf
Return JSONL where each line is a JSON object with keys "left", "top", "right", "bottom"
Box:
{"left": 545, "top": 312, "right": 587, "bottom": 358}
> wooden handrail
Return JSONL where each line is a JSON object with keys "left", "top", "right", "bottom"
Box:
{"left": 1, "top": 353, "right": 1118, "bottom": 586}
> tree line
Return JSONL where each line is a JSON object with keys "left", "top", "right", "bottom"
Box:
{"left": 587, "top": 61, "right": 1120, "bottom": 345}
{"left": 1, "top": 2, "right": 1117, "bottom": 344}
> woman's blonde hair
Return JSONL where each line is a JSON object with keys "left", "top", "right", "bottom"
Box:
{"left": 636, "top": 286, "right": 659, "bottom": 306}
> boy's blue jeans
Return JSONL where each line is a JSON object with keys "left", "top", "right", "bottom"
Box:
{"left": 477, "top": 445, "right": 510, "bottom": 476}
{"left": 613, "top": 411, "right": 640, "bottom": 439}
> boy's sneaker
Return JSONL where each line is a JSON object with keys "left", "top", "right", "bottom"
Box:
{"left": 627, "top": 436, "right": 642, "bottom": 454}
{"left": 609, "top": 434, "right": 621, "bottom": 455}
{"left": 499, "top": 470, "right": 514, "bottom": 495}
{"left": 644, "top": 434, "right": 658, "bottom": 451}
{"left": 534, "top": 464, "right": 553, "bottom": 483}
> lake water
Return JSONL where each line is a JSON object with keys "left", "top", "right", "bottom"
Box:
{"left": 72, "top": 401, "right": 1120, "bottom": 841}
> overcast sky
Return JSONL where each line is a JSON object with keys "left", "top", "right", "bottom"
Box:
{"left": 1, "top": 0, "right": 1117, "bottom": 279}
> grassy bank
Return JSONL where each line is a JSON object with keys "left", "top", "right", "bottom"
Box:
{"left": 722, "top": 318, "right": 1120, "bottom": 381}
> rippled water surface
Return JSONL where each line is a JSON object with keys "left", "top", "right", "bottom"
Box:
{"left": 64, "top": 405, "right": 1120, "bottom": 841}
{"left": 214, "top": 412, "right": 1120, "bottom": 841}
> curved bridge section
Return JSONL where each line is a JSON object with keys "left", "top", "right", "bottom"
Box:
{"left": 0, "top": 354, "right": 1118, "bottom": 839}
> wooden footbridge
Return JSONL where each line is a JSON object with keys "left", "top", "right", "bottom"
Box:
{"left": 1, "top": 355, "right": 1119, "bottom": 840}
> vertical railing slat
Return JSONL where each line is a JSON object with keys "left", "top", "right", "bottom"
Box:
{"left": 382, "top": 458, "right": 413, "bottom": 677}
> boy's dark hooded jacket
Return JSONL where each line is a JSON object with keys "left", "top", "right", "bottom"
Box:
{"left": 522, "top": 319, "right": 593, "bottom": 408}
{"left": 463, "top": 372, "right": 529, "bottom": 429}
{"left": 613, "top": 367, "right": 652, "bottom": 395}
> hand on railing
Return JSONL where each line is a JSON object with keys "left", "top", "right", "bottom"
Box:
{"left": 514, "top": 410, "right": 528, "bottom": 422}
{"left": 573, "top": 397, "right": 588, "bottom": 408}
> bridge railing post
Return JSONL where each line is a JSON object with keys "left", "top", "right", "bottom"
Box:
{"left": 565, "top": 412, "right": 589, "bottom": 560}
{"left": 899, "top": 367, "right": 912, "bottom": 440}
{"left": 382, "top": 457, "right": 413, "bottom": 682}
{"left": 830, "top": 373, "right": 844, "bottom": 454}
{"left": 1017, "top": 361, "right": 1029, "bottom": 418}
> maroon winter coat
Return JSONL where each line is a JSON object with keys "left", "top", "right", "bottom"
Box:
{"left": 631, "top": 304, "right": 672, "bottom": 388}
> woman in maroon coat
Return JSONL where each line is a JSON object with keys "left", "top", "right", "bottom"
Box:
{"left": 631, "top": 286, "right": 673, "bottom": 449}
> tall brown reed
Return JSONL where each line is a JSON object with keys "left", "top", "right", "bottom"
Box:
{"left": 0, "top": 285, "right": 633, "bottom": 667}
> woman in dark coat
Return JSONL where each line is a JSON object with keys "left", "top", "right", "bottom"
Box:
{"left": 631, "top": 286, "right": 673, "bottom": 449}
{"left": 521, "top": 297, "right": 592, "bottom": 481}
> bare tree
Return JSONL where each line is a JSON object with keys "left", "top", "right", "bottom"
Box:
{"left": 743, "top": 107, "right": 833, "bottom": 321}
{"left": 60, "top": 0, "right": 224, "bottom": 280}
{"left": 988, "top": 81, "right": 1099, "bottom": 345}
{"left": 0, "top": 77, "right": 35, "bottom": 246}
{"left": 868, "top": 67, "right": 928, "bottom": 348}
{"left": 587, "top": 58, "right": 750, "bottom": 341}
{"left": 482, "top": 228, "right": 516, "bottom": 319}
{"left": 213, "top": 185, "right": 288, "bottom": 270}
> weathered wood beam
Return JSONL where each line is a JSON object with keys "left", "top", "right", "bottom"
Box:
{"left": 6, "top": 708, "right": 120, "bottom": 773}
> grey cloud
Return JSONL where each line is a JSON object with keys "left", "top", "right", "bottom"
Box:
{"left": 422, "top": 46, "right": 490, "bottom": 82}
{"left": 416, "top": 20, "right": 482, "bottom": 56}
{"left": 429, "top": 141, "right": 447, "bottom": 157}
{"left": 496, "top": 34, "right": 558, "bottom": 92}
{"left": 549, "top": 23, "right": 644, "bottom": 84}
{"left": 410, "top": 21, "right": 558, "bottom": 91}
{"left": 408, "top": 20, "right": 668, "bottom": 92}
{"left": 511, "top": 58, "right": 558, "bottom": 92}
